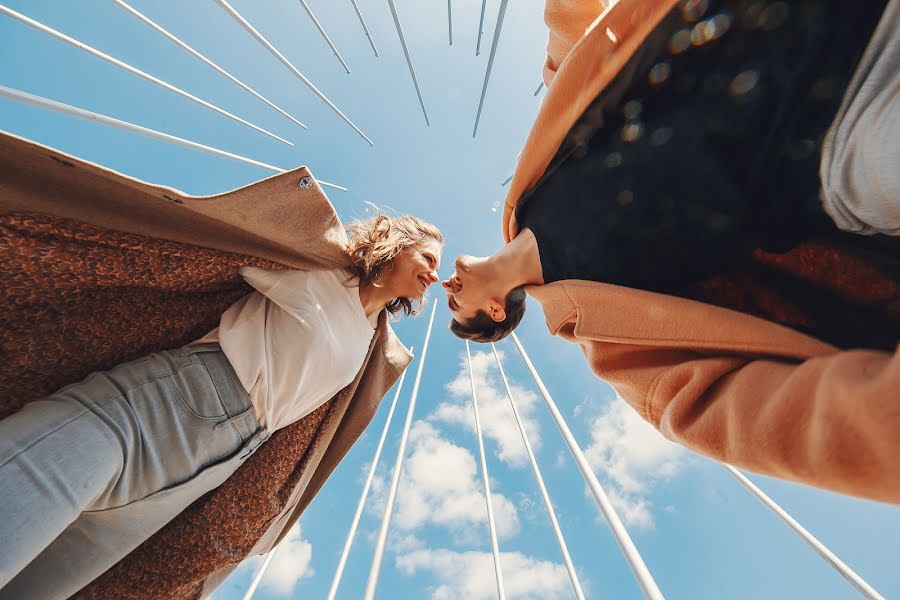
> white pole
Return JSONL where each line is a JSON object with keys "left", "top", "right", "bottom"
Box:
{"left": 110, "top": 0, "right": 307, "bottom": 130}
{"left": 0, "top": 3, "right": 292, "bottom": 147}
{"left": 214, "top": 0, "right": 374, "bottom": 145}
{"left": 386, "top": 0, "right": 430, "bottom": 126}
{"left": 297, "top": 0, "right": 351, "bottom": 74}
{"left": 510, "top": 332, "right": 665, "bottom": 600}
{"left": 466, "top": 341, "right": 507, "bottom": 600}
{"left": 490, "top": 344, "right": 585, "bottom": 600}
{"left": 447, "top": 0, "right": 453, "bottom": 46}
{"left": 364, "top": 304, "right": 437, "bottom": 600}
{"left": 326, "top": 347, "right": 414, "bottom": 600}
{"left": 348, "top": 0, "right": 379, "bottom": 57}
{"left": 0, "top": 86, "right": 348, "bottom": 191}
{"left": 240, "top": 542, "right": 283, "bottom": 600}
{"left": 725, "top": 466, "right": 886, "bottom": 600}
{"left": 476, "top": 0, "right": 487, "bottom": 56}
{"left": 472, "top": 0, "right": 508, "bottom": 137}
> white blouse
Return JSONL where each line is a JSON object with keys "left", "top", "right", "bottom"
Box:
{"left": 200, "top": 268, "right": 375, "bottom": 432}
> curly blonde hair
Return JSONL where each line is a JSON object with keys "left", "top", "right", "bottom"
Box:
{"left": 346, "top": 214, "right": 442, "bottom": 317}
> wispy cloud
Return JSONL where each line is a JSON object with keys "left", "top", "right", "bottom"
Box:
{"left": 582, "top": 396, "right": 687, "bottom": 529}
{"left": 392, "top": 421, "right": 520, "bottom": 543}
{"left": 233, "top": 523, "right": 314, "bottom": 598}
{"left": 396, "top": 548, "right": 572, "bottom": 600}
{"left": 433, "top": 349, "right": 541, "bottom": 467}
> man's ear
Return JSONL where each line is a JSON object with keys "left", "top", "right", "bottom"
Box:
{"left": 488, "top": 299, "right": 506, "bottom": 323}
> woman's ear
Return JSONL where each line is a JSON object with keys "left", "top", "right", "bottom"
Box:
{"left": 488, "top": 299, "right": 507, "bottom": 323}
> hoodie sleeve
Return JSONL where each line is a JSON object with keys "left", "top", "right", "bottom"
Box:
{"left": 543, "top": 0, "right": 608, "bottom": 85}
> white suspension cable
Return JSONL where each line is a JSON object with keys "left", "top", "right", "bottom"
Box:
{"left": 0, "top": 86, "right": 348, "bottom": 192}
{"left": 110, "top": 0, "right": 307, "bottom": 130}
{"left": 348, "top": 0, "right": 379, "bottom": 57}
{"left": 725, "top": 466, "right": 885, "bottom": 600}
{"left": 326, "top": 347, "right": 414, "bottom": 600}
{"left": 490, "top": 344, "right": 585, "bottom": 600}
{"left": 510, "top": 332, "right": 665, "bottom": 600}
{"left": 467, "top": 341, "right": 507, "bottom": 600}
{"left": 297, "top": 0, "right": 351, "bottom": 74}
{"left": 472, "top": 0, "right": 508, "bottom": 137}
{"left": 0, "top": 3, "right": 292, "bottom": 147}
{"left": 447, "top": 0, "right": 453, "bottom": 46}
{"left": 476, "top": 0, "right": 487, "bottom": 56}
{"left": 240, "top": 542, "right": 283, "bottom": 600}
{"left": 386, "top": 0, "right": 430, "bottom": 126}
{"left": 364, "top": 303, "right": 437, "bottom": 600}
{"left": 214, "top": 0, "right": 374, "bottom": 145}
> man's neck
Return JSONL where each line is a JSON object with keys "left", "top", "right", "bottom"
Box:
{"left": 485, "top": 227, "right": 544, "bottom": 288}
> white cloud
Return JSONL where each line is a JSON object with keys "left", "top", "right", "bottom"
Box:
{"left": 396, "top": 549, "right": 572, "bottom": 600}
{"left": 433, "top": 349, "right": 541, "bottom": 467}
{"left": 260, "top": 524, "right": 315, "bottom": 596}
{"left": 393, "top": 421, "right": 520, "bottom": 542}
{"left": 583, "top": 396, "right": 686, "bottom": 529}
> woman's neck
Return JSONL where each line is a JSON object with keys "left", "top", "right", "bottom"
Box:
{"left": 358, "top": 283, "right": 391, "bottom": 326}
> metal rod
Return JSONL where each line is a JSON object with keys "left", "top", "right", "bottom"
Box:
{"left": 448, "top": 0, "right": 453, "bottom": 45}
{"left": 364, "top": 304, "right": 437, "bottom": 600}
{"left": 348, "top": 0, "right": 379, "bottom": 57}
{"left": 476, "top": 0, "right": 487, "bottom": 55}
{"left": 297, "top": 0, "right": 351, "bottom": 74}
{"left": 510, "top": 332, "right": 665, "bottom": 600}
{"left": 0, "top": 86, "right": 349, "bottom": 191}
{"left": 500, "top": 174, "right": 513, "bottom": 187}
{"left": 386, "top": 0, "right": 430, "bottom": 126}
{"left": 490, "top": 344, "right": 585, "bottom": 600}
{"left": 326, "top": 347, "right": 414, "bottom": 600}
{"left": 111, "top": 0, "right": 307, "bottom": 130}
{"left": 0, "top": 3, "right": 292, "bottom": 146}
{"left": 241, "top": 542, "right": 283, "bottom": 600}
{"left": 466, "top": 342, "right": 507, "bottom": 599}
{"left": 472, "top": 0, "right": 508, "bottom": 137}
{"left": 725, "top": 466, "right": 885, "bottom": 600}
{"left": 214, "top": 0, "right": 374, "bottom": 145}
{"left": 534, "top": 81, "right": 544, "bottom": 96}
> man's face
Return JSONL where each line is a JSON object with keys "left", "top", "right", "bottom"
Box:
{"left": 440, "top": 254, "right": 505, "bottom": 324}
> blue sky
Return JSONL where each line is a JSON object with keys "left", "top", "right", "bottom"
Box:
{"left": 2, "top": 1, "right": 899, "bottom": 599}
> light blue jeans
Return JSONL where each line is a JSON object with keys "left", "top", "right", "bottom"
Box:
{"left": 0, "top": 343, "right": 268, "bottom": 600}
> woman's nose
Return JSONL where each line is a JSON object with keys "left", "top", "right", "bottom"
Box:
{"left": 426, "top": 270, "right": 439, "bottom": 284}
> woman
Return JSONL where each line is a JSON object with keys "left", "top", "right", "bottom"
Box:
{"left": 0, "top": 132, "right": 442, "bottom": 599}
{"left": 444, "top": 0, "right": 900, "bottom": 503}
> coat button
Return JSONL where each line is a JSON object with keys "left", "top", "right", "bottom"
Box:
{"left": 298, "top": 176, "right": 313, "bottom": 190}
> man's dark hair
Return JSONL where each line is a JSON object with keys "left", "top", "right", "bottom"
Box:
{"left": 449, "top": 287, "right": 527, "bottom": 343}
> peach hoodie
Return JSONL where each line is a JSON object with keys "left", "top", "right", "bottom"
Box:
{"left": 504, "top": 0, "right": 900, "bottom": 504}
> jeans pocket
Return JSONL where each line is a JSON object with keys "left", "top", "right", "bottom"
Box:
{"left": 165, "top": 363, "right": 228, "bottom": 421}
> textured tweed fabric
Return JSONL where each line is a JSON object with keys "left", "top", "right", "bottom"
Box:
{"left": 0, "top": 212, "right": 337, "bottom": 599}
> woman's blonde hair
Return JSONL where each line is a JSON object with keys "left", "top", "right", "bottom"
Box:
{"left": 346, "top": 213, "right": 442, "bottom": 317}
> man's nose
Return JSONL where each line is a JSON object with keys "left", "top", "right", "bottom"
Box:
{"left": 441, "top": 279, "right": 452, "bottom": 291}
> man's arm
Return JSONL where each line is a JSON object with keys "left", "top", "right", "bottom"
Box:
{"left": 580, "top": 337, "right": 900, "bottom": 504}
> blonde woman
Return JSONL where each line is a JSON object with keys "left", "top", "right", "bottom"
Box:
{"left": 0, "top": 205, "right": 442, "bottom": 598}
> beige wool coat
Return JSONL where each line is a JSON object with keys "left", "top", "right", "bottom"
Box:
{"left": 0, "top": 131, "right": 412, "bottom": 597}
{"left": 504, "top": 0, "right": 900, "bottom": 504}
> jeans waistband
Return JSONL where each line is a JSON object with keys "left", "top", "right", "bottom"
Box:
{"left": 183, "top": 343, "right": 262, "bottom": 443}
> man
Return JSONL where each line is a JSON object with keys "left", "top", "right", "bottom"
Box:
{"left": 443, "top": 0, "right": 900, "bottom": 504}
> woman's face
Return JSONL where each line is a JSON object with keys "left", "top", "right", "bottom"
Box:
{"left": 380, "top": 238, "right": 442, "bottom": 301}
